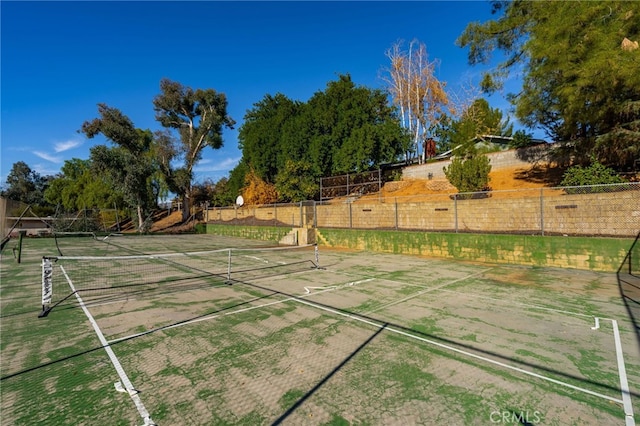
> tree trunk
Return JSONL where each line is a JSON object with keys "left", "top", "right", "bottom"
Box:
{"left": 181, "top": 195, "right": 190, "bottom": 222}
{"left": 137, "top": 204, "right": 144, "bottom": 231}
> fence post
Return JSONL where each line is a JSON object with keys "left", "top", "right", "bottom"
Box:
{"left": 349, "top": 201, "right": 352, "bottom": 229}
{"left": 114, "top": 202, "right": 121, "bottom": 232}
{"left": 395, "top": 199, "right": 398, "bottom": 230}
{"left": 540, "top": 188, "right": 545, "bottom": 236}
{"left": 454, "top": 194, "right": 458, "bottom": 233}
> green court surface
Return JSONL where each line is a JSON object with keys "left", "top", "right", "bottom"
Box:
{"left": 1, "top": 234, "right": 638, "bottom": 425}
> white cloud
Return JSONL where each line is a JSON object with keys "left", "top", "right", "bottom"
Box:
{"left": 33, "top": 163, "right": 61, "bottom": 177}
{"left": 33, "top": 151, "right": 63, "bottom": 163}
{"left": 54, "top": 139, "right": 82, "bottom": 153}
{"left": 193, "top": 156, "right": 241, "bottom": 173}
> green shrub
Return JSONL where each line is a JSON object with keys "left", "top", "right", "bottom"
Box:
{"left": 560, "top": 161, "right": 623, "bottom": 186}
{"left": 443, "top": 155, "right": 492, "bottom": 193}
{"left": 560, "top": 160, "right": 624, "bottom": 193}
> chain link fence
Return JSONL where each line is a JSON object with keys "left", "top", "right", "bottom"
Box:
{"left": 208, "top": 182, "right": 640, "bottom": 238}
{"left": 206, "top": 201, "right": 315, "bottom": 228}
{"left": 1, "top": 197, "right": 126, "bottom": 238}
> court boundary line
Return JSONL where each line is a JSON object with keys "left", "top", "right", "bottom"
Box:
{"left": 109, "top": 272, "right": 625, "bottom": 407}
{"left": 61, "top": 266, "right": 155, "bottom": 426}
{"left": 288, "top": 296, "right": 625, "bottom": 405}
{"left": 612, "top": 319, "right": 635, "bottom": 425}
{"left": 100, "top": 265, "right": 632, "bottom": 421}
{"left": 363, "top": 268, "right": 494, "bottom": 315}
{"left": 107, "top": 278, "right": 353, "bottom": 344}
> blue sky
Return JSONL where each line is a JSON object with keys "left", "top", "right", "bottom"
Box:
{"left": 1, "top": 1, "right": 532, "bottom": 187}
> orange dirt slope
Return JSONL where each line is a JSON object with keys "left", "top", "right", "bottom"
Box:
{"left": 369, "top": 164, "right": 566, "bottom": 202}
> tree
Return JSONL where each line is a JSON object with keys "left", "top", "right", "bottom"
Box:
{"left": 238, "top": 93, "right": 302, "bottom": 185}
{"left": 457, "top": 1, "right": 640, "bottom": 168}
{"left": 306, "top": 75, "right": 407, "bottom": 176}
{"left": 275, "top": 160, "right": 318, "bottom": 202}
{"left": 560, "top": 159, "right": 624, "bottom": 187}
{"left": 383, "top": 39, "right": 450, "bottom": 163}
{"left": 242, "top": 169, "right": 278, "bottom": 205}
{"left": 235, "top": 75, "right": 407, "bottom": 201}
{"left": 153, "top": 78, "right": 235, "bottom": 220}
{"left": 436, "top": 98, "right": 513, "bottom": 155}
{"left": 44, "top": 158, "right": 120, "bottom": 211}
{"left": 443, "top": 155, "right": 492, "bottom": 194}
{"left": 208, "top": 177, "right": 236, "bottom": 207}
{"left": 2, "top": 161, "right": 50, "bottom": 206}
{"left": 226, "top": 160, "right": 250, "bottom": 205}
{"left": 80, "top": 104, "right": 157, "bottom": 231}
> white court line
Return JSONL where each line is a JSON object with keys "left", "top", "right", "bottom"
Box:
{"left": 612, "top": 319, "right": 635, "bottom": 426}
{"left": 289, "top": 296, "right": 625, "bottom": 406}
{"left": 364, "top": 268, "right": 493, "bottom": 315}
{"left": 305, "top": 278, "right": 374, "bottom": 294}
{"left": 107, "top": 281, "right": 343, "bottom": 344}
{"left": 109, "top": 275, "right": 376, "bottom": 344}
{"left": 105, "top": 265, "right": 631, "bottom": 418}
{"left": 60, "top": 266, "right": 155, "bottom": 426}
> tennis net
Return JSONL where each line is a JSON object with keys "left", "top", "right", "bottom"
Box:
{"left": 40, "top": 244, "right": 319, "bottom": 317}
{"left": 53, "top": 231, "right": 124, "bottom": 257}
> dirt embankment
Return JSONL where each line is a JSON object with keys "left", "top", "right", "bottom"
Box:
{"left": 149, "top": 164, "right": 568, "bottom": 231}
{"left": 375, "top": 164, "right": 567, "bottom": 201}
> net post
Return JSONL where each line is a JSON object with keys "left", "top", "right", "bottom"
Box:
{"left": 17, "top": 230, "right": 26, "bottom": 263}
{"left": 39, "top": 256, "right": 54, "bottom": 317}
{"left": 314, "top": 244, "right": 320, "bottom": 269}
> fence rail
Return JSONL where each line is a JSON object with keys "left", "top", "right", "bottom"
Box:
{"left": 207, "top": 183, "right": 640, "bottom": 238}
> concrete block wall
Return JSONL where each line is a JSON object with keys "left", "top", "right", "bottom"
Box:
{"left": 210, "top": 187, "right": 639, "bottom": 237}
{"left": 315, "top": 228, "right": 633, "bottom": 272}
{"left": 207, "top": 204, "right": 305, "bottom": 227}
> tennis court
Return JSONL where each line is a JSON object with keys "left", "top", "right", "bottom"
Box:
{"left": 1, "top": 233, "right": 638, "bottom": 425}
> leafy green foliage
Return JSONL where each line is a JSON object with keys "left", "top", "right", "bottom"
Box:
{"left": 2, "top": 161, "right": 53, "bottom": 208}
{"left": 458, "top": 1, "right": 640, "bottom": 168}
{"left": 436, "top": 98, "right": 513, "bottom": 155}
{"left": 44, "top": 158, "right": 120, "bottom": 211}
{"left": 233, "top": 74, "right": 407, "bottom": 202}
{"left": 238, "top": 93, "right": 302, "bottom": 184}
{"left": 275, "top": 160, "right": 318, "bottom": 202}
{"left": 80, "top": 104, "right": 157, "bottom": 230}
{"left": 509, "top": 129, "right": 534, "bottom": 149}
{"left": 443, "top": 155, "right": 492, "bottom": 193}
{"left": 560, "top": 161, "right": 624, "bottom": 187}
{"left": 225, "top": 160, "right": 250, "bottom": 204}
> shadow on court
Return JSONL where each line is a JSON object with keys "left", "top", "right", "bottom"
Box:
{"left": 617, "top": 231, "right": 640, "bottom": 352}
{"left": 226, "top": 279, "right": 639, "bottom": 425}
